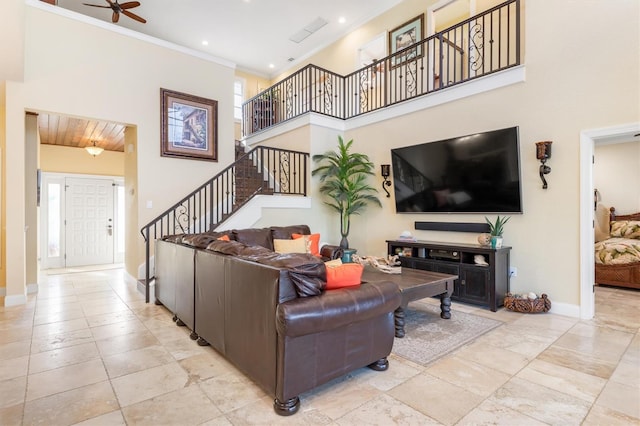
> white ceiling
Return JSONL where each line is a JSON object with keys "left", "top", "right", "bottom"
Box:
{"left": 54, "top": 0, "right": 403, "bottom": 77}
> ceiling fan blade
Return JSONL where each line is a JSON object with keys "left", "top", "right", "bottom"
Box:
{"left": 82, "top": 3, "right": 111, "bottom": 8}
{"left": 112, "top": 11, "right": 120, "bottom": 23}
{"left": 119, "top": 1, "right": 141, "bottom": 9}
{"left": 122, "top": 9, "right": 146, "bottom": 24}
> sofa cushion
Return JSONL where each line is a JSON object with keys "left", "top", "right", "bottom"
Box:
{"left": 292, "top": 233, "right": 320, "bottom": 256}
{"left": 274, "top": 238, "right": 307, "bottom": 254}
{"left": 233, "top": 227, "right": 274, "bottom": 250}
{"left": 271, "top": 225, "right": 311, "bottom": 240}
{"left": 183, "top": 232, "right": 233, "bottom": 249}
{"left": 206, "top": 239, "right": 248, "bottom": 256}
{"left": 325, "top": 263, "right": 364, "bottom": 289}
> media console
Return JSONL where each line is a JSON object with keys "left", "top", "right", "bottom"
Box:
{"left": 387, "top": 240, "right": 511, "bottom": 312}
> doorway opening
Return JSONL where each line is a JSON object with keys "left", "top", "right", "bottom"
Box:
{"left": 40, "top": 173, "right": 125, "bottom": 271}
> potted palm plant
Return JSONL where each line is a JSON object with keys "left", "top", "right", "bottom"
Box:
{"left": 485, "top": 215, "right": 510, "bottom": 249}
{"left": 312, "top": 136, "right": 382, "bottom": 252}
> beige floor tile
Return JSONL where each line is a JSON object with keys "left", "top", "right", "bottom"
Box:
{"left": 474, "top": 326, "right": 551, "bottom": 358}
{"left": 0, "top": 325, "right": 34, "bottom": 345}
{"left": 81, "top": 301, "right": 131, "bottom": 317}
{"left": 32, "top": 317, "right": 89, "bottom": 338}
{"left": 95, "top": 330, "right": 161, "bottom": 357}
{"left": 34, "top": 301, "right": 83, "bottom": 316}
{"left": 388, "top": 372, "right": 484, "bottom": 425}
{"left": 163, "top": 335, "right": 211, "bottom": 361}
{"left": 353, "top": 353, "right": 422, "bottom": 392}
{"left": 425, "top": 355, "right": 511, "bottom": 397}
{"left": 28, "top": 341, "right": 100, "bottom": 374}
{"left": 178, "top": 351, "right": 237, "bottom": 383}
{"left": 0, "top": 355, "right": 29, "bottom": 381}
{"left": 0, "top": 339, "right": 31, "bottom": 362}
{"left": 103, "top": 345, "right": 174, "bottom": 378}
{"left": 86, "top": 309, "right": 138, "bottom": 328}
{"left": 198, "top": 415, "right": 234, "bottom": 426}
{"left": 0, "top": 403, "right": 24, "bottom": 425}
{"left": 23, "top": 381, "right": 118, "bottom": 426}
{"left": 111, "top": 362, "right": 189, "bottom": 407}
{"left": 73, "top": 409, "right": 126, "bottom": 426}
{"left": 90, "top": 318, "right": 147, "bottom": 340}
{"left": 582, "top": 403, "right": 640, "bottom": 426}
{"left": 30, "top": 328, "right": 95, "bottom": 354}
{"left": 335, "top": 393, "right": 440, "bottom": 425}
{"left": 122, "top": 384, "right": 222, "bottom": 425}
{"left": 35, "top": 294, "right": 79, "bottom": 307}
{"left": 516, "top": 359, "right": 607, "bottom": 403}
{"left": 455, "top": 340, "right": 531, "bottom": 375}
{"left": 26, "top": 358, "right": 107, "bottom": 401}
{"left": 488, "top": 376, "right": 591, "bottom": 424}
{"left": 457, "top": 399, "right": 547, "bottom": 425}
{"left": 594, "top": 379, "right": 640, "bottom": 420}
{"left": 199, "top": 371, "right": 268, "bottom": 414}
{"left": 222, "top": 394, "right": 329, "bottom": 425}
{"left": 0, "top": 376, "right": 27, "bottom": 409}
{"left": 33, "top": 307, "right": 86, "bottom": 326}
{"left": 609, "top": 359, "right": 640, "bottom": 388}
{"left": 536, "top": 345, "right": 617, "bottom": 379}
{"left": 149, "top": 322, "right": 194, "bottom": 344}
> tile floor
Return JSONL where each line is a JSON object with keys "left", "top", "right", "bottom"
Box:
{"left": 0, "top": 268, "right": 638, "bottom": 425}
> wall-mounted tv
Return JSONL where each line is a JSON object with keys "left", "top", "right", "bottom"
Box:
{"left": 391, "top": 126, "right": 523, "bottom": 214}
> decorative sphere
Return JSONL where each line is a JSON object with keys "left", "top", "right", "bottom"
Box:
{"left": 527, "top": 292, "right": 537, "bottom": 300}
{"left": 477, "top": 233, "right": 491, "bottom": 246}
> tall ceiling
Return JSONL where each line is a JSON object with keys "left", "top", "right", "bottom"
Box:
{"left": 54, "top": 0, "right": 403, "bottom": 77}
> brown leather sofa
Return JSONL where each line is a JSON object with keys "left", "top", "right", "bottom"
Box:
{"left": 154, "top": 225, "right": 400, "bottom": 415}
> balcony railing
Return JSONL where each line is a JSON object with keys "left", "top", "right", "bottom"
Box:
{"left": 243, "top": 0, "right": 520, "bottom": 136}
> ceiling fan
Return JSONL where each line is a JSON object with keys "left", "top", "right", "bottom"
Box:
{"left": 82, "top": 0, "right": 147, "bottom": 24}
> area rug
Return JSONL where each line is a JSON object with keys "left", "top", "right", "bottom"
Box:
{"left": 391, "top": 302, "right": 503, "bottom": 366}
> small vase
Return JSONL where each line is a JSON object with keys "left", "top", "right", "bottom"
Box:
{"left": 342, "top": 248, "right": 357, "bottom": 263}
{"left": 490, "top": 236, "right": 503, "bottom": 249}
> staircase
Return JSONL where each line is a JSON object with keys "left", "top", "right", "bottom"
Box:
{"left": 140, "top": 145, "right": 309, "bottom": 302}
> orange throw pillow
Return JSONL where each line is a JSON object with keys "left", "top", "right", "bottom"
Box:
{"left": 325, "top": 263, "right": 364, "bottom": 289}
{"left": 292, "top": 233, "right": 320, "bottom": 256}
{"left": 217, "top": 235, "right": 230, "bottom": 241}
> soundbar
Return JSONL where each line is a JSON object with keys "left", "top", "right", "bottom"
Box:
{"left": 415, "top": 222, "right": 490, "bottom": 233}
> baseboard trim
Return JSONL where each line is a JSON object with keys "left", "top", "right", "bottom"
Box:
{"left": 5, "top": 293, "right": 27, "bottom": 307}
{"left": 27, "top": 283, "right": 39, "bottom": 294}
{"left": 548, "top": 301, "right": 580, "bottom": 318}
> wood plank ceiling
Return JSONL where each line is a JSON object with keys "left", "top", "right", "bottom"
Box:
{"left": 38, "top": 113, "right": 125, "bottom": 153}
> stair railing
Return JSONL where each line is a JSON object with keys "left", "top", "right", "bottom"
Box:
{"left": 140, "top": 145, "right": 309, "bottom": 302}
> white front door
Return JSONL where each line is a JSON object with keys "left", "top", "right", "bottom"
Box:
{"left": 64, "top": 177, "right": 114, "bottom": 267}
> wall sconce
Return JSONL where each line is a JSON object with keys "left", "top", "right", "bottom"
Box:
{"left": 85, "top": 140, "right": 104, "bottom": 157}
{"left": 535, "top": 141, "right": 552, "bottom": 189}
{"left": 381, "top": 164, "right": 391, "bottom": 197}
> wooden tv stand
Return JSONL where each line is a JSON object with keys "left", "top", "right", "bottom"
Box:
{"left": 387, "top": 240, "right": 511, "bottom": 312}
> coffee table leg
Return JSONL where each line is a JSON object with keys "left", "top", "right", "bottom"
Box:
{"left": 394, "top": 307, "right": 405, "bottom": 338}
{"left": 440, "top": 294, "right": 451, "bottom": 319}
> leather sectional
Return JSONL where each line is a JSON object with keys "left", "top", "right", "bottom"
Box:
{"left": 154, "top": 225, "right": 401, "bottom": 415}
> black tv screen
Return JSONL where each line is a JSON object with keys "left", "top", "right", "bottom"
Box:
{"left": 391, "top": 126, "right": 523, "bottom": 213}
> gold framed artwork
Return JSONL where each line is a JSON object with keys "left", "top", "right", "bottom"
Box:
{"left": 388, "top": 14, "right": 425, "bottom": 68}
{"left": 160, "top": 88, "right": 218, "bottom": 162}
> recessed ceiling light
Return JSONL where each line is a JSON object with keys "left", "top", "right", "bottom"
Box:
{"left": 202, "top": 40, "right": 209, "bottom": 46}
{"left": 338, "top": 16, "right": 346, "bottom": 24}
{"left": 269, "top": 64, "right": 275, "bottom": 69}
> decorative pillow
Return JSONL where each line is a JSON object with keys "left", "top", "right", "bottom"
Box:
{"left": 610, "top": 221, "right": 640, "bottom": 239}
{"left": 217, "top": 235, "right": 230, "bottom": 241}
{"left": 324, "top": 258, "right": 343, "bottom": 268}
{"left": 273, "top": 238, "right": 308, "bottom": 254}
{"left": 325, "top": 263, "right": 364, "bottom": 289}
{"left": 292, "top": 233, "right": 320, "bottom": 256}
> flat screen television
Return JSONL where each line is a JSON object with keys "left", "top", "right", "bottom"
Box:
{"left": 391, "top": 126, "right": 522, "bottom": 213}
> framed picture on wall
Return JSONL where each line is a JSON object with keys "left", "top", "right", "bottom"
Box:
{"left": 160, "top": 88, "right": 218, "bottom": 162}
{"left": 388, "top": 14, "right": 424, "bottom": 68}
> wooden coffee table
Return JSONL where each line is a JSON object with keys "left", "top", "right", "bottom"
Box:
{"left": 362, "top": 266, "right": 457, "bottom": 338}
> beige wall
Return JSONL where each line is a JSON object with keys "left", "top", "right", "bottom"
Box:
{"left": 255, "top": 0, "right": 640, "bottom": 309}
{"left": 0, "top": 82, "right": 5, "bottom": 290}
{"left": 594, "top": 141, "right": 640, "bottom": 214}
{"left": 40, "top": 144, "right": 125, "bottom": 176}
{"left": 3, "top": 3, "right": 236, "bottom": 297}
{"left": 0, "top": 0, "right": 25, "bottom": 81}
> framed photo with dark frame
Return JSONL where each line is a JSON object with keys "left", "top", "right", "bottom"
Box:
{"left": 160, "top": 88, "right": 218, "bottom": 162}
{"left": 388, "top": 14, "right": 424, "bottom": 68}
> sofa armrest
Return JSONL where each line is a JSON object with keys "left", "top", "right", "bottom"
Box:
{"left": 275, "top": 281, "right": 400, "bottom": 338}
{"left": 319, "top": 244, "right": 344, "bottom": 261}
